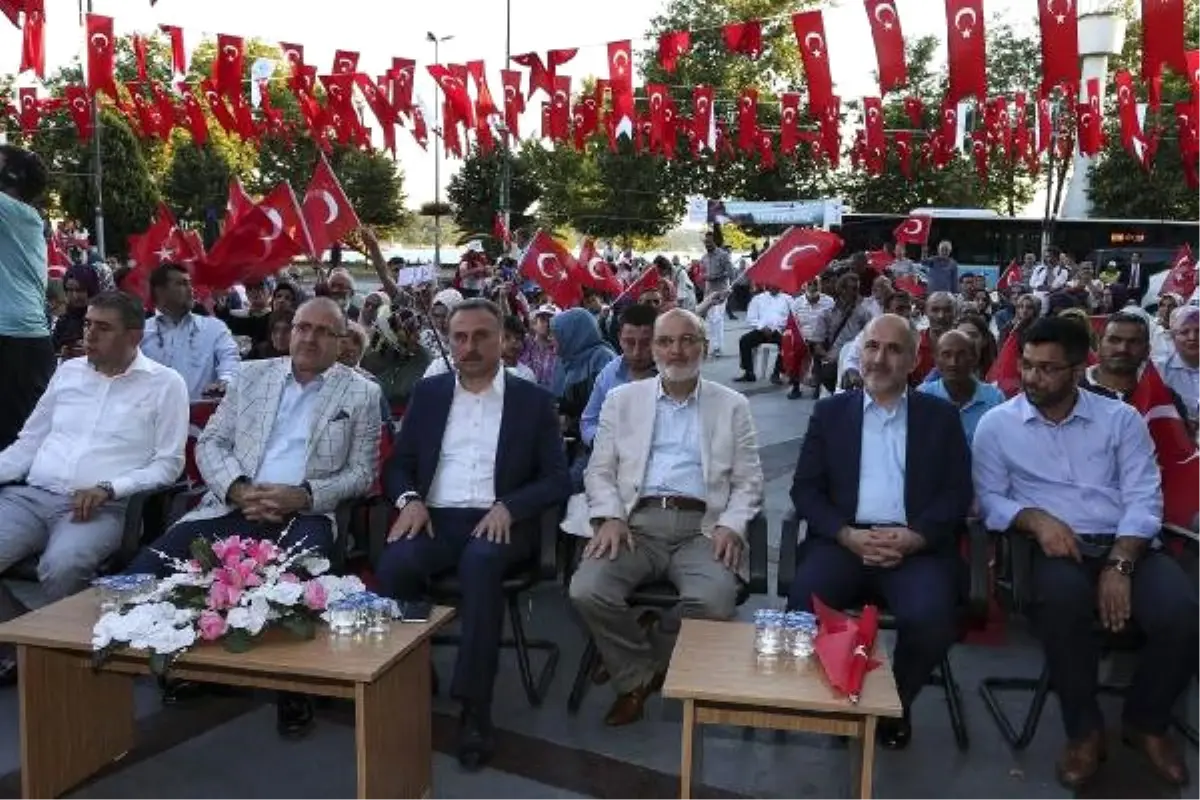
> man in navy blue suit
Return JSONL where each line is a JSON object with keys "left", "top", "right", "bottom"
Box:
{"left": 378, "top": 297, "right": 571, "bottom": 771}
{"left": 787, "top": 313, "right": 972, "bottom": 749}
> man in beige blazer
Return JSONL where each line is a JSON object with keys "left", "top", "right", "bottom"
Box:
{"left": 570, "top": 308, "right": 763, "bottom": 726}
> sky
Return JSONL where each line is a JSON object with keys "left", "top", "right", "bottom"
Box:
{"left": 2, "top": 0, "right": 1044, "bottom": 208}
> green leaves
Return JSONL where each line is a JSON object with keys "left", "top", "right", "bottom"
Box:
{"left": 281, "top": 614, "right": 316, "bottom": 641}
{"left": 189, "top": 537, "right": 218, "bottom": 572}
{"left": 222, "top": 629, "right": 254, "bottom": 654}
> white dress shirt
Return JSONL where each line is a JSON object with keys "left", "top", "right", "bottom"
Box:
{"left": 855, "top": 392, "right": 909, "bottom": 525}
{"left": 141, "top": 312, "right": 240, "bottom": 401}
{"left": 253, "top": 373, "right": 325, "bottom": 486}
{"left": 1030, "top": 264, "right": 1069, "bottom": 292}
{"left": 0, "top": 352, "right": 188, "bottom": 498}
{"left": 745, "top": 291, "right": 793, "bottom": 332}
{"left": 641, "top": 381, "right": 706, "bottom": 501}
{"left": 791, "top": 293, "right": 835, "bottom": 340}
{"left": 422, "top": 355, "right": 536, "bottom": 383}
{"left": 426, "top": 367, "right": 506, "bottom": 508}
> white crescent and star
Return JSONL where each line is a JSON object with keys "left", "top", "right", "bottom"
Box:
{"left": 781, "top": 244, "right": 820, "bottom": 270}
{"left": 782, "top": 107, "right": 796, "bottom": 123}
{"left": 612, "top": 49, "right": 629, "bottom": 74}
{"left": 901, "top": 218, "right": 925, "bottom": 236}
{"left": 337, "top": 58, "right": 354, "bottom": 72}
{"left": 318, "top": 190, "right": 339, "bottom": 224}
{"left": 587, "top": 257, "right": 608, "bottom": 281}
{"left": 90, "top": 32, "right": 109, "bottom": 51}
{"left": 954, "top": 7, "right": 978, "bottom": 37}
{"left": 261, "top": 208, "right": 284, "bottom": 242}
{"left": 873, "top": 1, "right": 899, "bottom": 31}
{"left": 536, "top": 253, "right": 561, "bottom": 281}
{"left": 222, "top": 44, "right": 239, "bottom": 62}
{"left": 803, "top": 32, "right": 825, "bottom": 59}
{"left": 696, "top": 96, "right": 710, "bottom": 114}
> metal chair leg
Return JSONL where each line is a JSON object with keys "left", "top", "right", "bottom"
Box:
{"left": 506, "top": 594, "right": 559, "bottom": 707}
{"left": 567, "top": 636, "right": 599, "bottom": 714}
{"left": 937, "top": 656, "right": 970, "bottom": 751}
{"left": 1174, "top": 717, "right": 1199, "bottom": 746}
{"left": 977, "top": 664, "right": 1052, "bottom": 751}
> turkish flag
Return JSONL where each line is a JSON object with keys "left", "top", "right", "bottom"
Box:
{"left": 201, "top": 205, "right": 303, "bottom": 289}
{"left": 1036, "top": 95, "right": 1053, "bottom": 153}
{"left": 511, "top": 51, "right": 551, "bottom": 100}
{"left": 658, "top": 31, "right": 690, "bottom": 73}
{"left": 746, "top": 227, "right": 843, "bottom": 295}
{"left": 607, "top": 40, "right": 635, "bottom": 129}
{"left": 500, "top": 69, "right": 524, "bottom": 139}
{"left": 997, "top": 259, "right": 1022, "bottom": 291}
{"left": 693, "top": 85, "right": 715, "bottom": 150}
{"left": 1114, "top": 70, "right": 1150, "bottom": 167}
{"left": 577, "top": 238, "right": 623, "bottom": 296}
{"left": 1076, "top": 97, "right": 1102, "bottom": 157}
{"left": 894, "top": 213, "right": 932, "bottom": 245}
{"left": 149, "top": 81, "right": 179, "bottom": 139}
{"left": 780, "top": 313, "right": 811, "bottom": 380}
{"left": 85, "top": 14, "right": 117, "bottom": 99}
{"left": 1037, "top": 0, "right": 1079, "bottom": 95}
{"left": 160, "top": 25, "right": 187, "bottom": 75}
{"left": 549, "top": 75, "right": 571, "bottom": 143}
{"left": 736, "top": 88, "right": 758, "bottom": 153}
{"left": 331, "top": 49, "right": 359, "bottom": 75}
{"left": 813, "top": 598, "right": 881, "bottom": 701}
{"left": 0, "top": 0, "right": 17, "bottom": 26}
{"left": 820, "top": 99, "right": 841, "bottom": 165}
{"left": 793, "top": 11, "right": 834, "bottom": 117}
{"left": 1142, "top": 0, "right": 1188, "bottom": 105}
{"left": 893, "top": 131, "right": 914, "bottom": 178}
{"left": 17, "top": 88, "right": 39, "bottom": 136}
{"left": 987, "top": 334, "right": 1022, "bottom": 398}
{"left": 224, "top": 178, "right": 255, "bottom": 231}
{"left": 944, "top": 0, "right": 987, "bottom": 104}
{"left": 619, "top": 263, "right": 661, "bottom": 303}
{"left": 1160, "top": 245, "right": 1197, "bottom": 299}
{"left": 467, "top": 61, "right": 498, "bottom": 120}
{"left": 302, "top": 156, "right": 361, "bottom": 259}
{"left": 903, "top": 95, "right": 923, "bottom": 128}
{"left": 1131, "top": 362, "right": 1200, "bottom": 529}
{"left": 177, "top": 82, "right": 209, "bottom": 146}
{"left": 864, "top": 96, "right": 885, "bottom": 153}
{"left": 780, "top": 92, "right": 802, "bottom": 154}
{"left": 280, "top": 42, "right": 305, "bottom": 75}
{"left": 391, "top": 57, "right": 416, "bottom": 117}
{"left": 723, "top": 20, "right": 762, "bottom": 58}
{"left": 427, "top": 64, "right": 475, "bottom": 126}
{"left": 519, "top": 230, "right": 582, "bottom": 308}
{"left": 258, "top": 181, "right": 314, "bottom": 260}
{"left": 19, "top": 0, "right": 44, "bottom": 78}
{"left": 63, "top": 85, "right": 94, "bottom": 141}
{"left": 213, "top": 34, "right": 245, "bottom": 99}
{"left": 132, "top": 34, "right": 149, "bottom": 83}
{"left": 125, "top": 203, "right": 179, "bottom": 302}
{"left": 864, "top": 0, "right": 907, "bottom": 93}
{"left": 409, "top": 104, "right": 429, "bottom": 149}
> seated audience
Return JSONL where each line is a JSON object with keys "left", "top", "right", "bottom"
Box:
{"left": 1082, "top": 313, "right": 1188, "bottom": 415}
{"left": 550, "top": 308, "right": 617, "bottom": 444}
{"left": 733, "top": 285, "right": 792, "bottom": 384}
{"left": 787, "top": 279, "right": 835, "bottom": 399}
{"left": 787, "top": 314, "right": 972, "bottom": 749}
{"left": 1150, "top": 292, "right": 1183, "bottom": 361}
{"left": 972, "top": 316, "right": 1197, "bottom": 789}
{"left": 520, "top": 304, "right": 559, "bottom": 388}
{"left": 0, "top": 291, "right": 188, "bottom": 683}
{"left": 1155, "top": 306, "right": 1198, "bottom": 425}
{"left": 250, "top": 308, "right": 293, "bottom": 360}
{"left": 377, "top": 298, "right": 570, "bottom": 771}
{"left": 572, "top": 309, "right": 763, "bottom": 726}
{"left": 52, "top": 263, "right": 100, "bottom": 358}
{"left": 810, "top": 272, "right": 874, "bottom": 394}
{"left": 840, "top": 290, "right": 915, "bottom": 390}
{"left": 359, "top": 308, "right": 431, "bottom": 413}
{"left": 421, "top": 315, "right": 537, "bottom": 383}
{"left": 955, "top": 312, "right": 998, "bottom": 379}
{"left": 141, "top": 263, "right": 240, "bottom": 400}
{"left": 918, "top": 330, "right": 1004, "bottom": 444}
{"left": 580, "top": 303, "right": 658, "bottom": 448}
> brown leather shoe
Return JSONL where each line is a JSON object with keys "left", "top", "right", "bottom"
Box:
{"left": 604, "top": 684, "right": 654, "bottom": 726}
{"left": 1056, "top": 730, "right": 1106, "bottom": 789}
{"left": 1123, "top": 728, "right": 1189, "bottom": 786}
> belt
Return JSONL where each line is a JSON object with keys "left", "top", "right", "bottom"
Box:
{"left": 635, "top": 495, "right": 707, "bottom": 513}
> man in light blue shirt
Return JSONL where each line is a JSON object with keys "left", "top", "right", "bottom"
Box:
{"left": 921, "top": 240, "right": 959, "bottom": 295}
{"left": 971, "top": 316, "right": 1196, "bottom": 789}
{"left": 0, "top": 145, "right": 55, "bottom": 450}
{"left": 141, "top": 263, "right": 240, "bottom": 400}
{"left": 919, "top": 330, "right": 1004, "bottom": 443}
{"left": 579, "top": 303, "right": 657, "bottom": 447}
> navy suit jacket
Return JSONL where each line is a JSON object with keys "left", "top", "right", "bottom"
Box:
{"left": 790, "top": 389, "right": 972, "bottom": 552}
{"left": 384, "top": 371, "right": 572, "bottom": 525}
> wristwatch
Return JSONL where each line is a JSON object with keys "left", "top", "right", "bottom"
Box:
{"left": 97, "top": 481, "right": 115, "bottom": 500}
{"left": 396, "top": 491, "right": 422, "bottom": 511}
{"left": 1104, "top": 557, "right": 1135, "bottom": 576}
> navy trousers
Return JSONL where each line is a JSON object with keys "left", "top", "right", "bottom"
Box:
{"left": 124, "top": 511, "right": 335, "bottom": 578}
{"left": 373, "top": 507, "right": 529, "bottom": 706}
{"left": 787, "top": 537, "right": 959, "bottom": 709}
{"left": 1032, "top": 549, "right": 1198, "bottom": 739}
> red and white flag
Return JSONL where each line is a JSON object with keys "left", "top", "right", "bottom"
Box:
{"left": 212, "top": 34, "right": 245, "bottom": 99}
{"left": 997, "top": 259, "right": 1021, "bottom": 291}
{"left": 19, "top": 0, "right": 45, "bottom": 78}
{"left": 301, "top": 156, "right": 361, "bottom": 259}
{"left": 518, "top": 230, "right": 582, "bottom": 308}
{"left": 792, "top": 11, "right": 834, "bottom": 116}
{"left": 1037, "top": 0, "right": 1079, "bottom": 96}
{"left": 893, "top": 213, "right": 932, "bottom": 245}
{"left": 1142, "top": 0, "right": 1188, "bottom": 106}
{"left": 1160, "top": 244, "right": 1196, "bottom": 299}
{"left": 745, "top": 227, "right": 844, "bottom": 295}
{"left": 223, "top": 178, "right": 255, "bottom": 231}
{"left": 85, "top": 14, "right": 117, "bottom": 98}
{"left": 944, "top": 0, "right": 987, "bottom": 104}
{"left": 200, "top": 206, "right": 303, "bottom": 290}
{"left": 863, "top": 0, "right": 907, "bottom": 93}
{"left": 577, "top": 238, "right": 624, "bottom": 296}
{"left": 258, "top": 182, "right": 314, "bottom": 260}
{"left": 1131, "top": 363, "right": 1199, "bottom": 528}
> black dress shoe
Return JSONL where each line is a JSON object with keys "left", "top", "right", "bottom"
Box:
{"left": 733, "top": 372, "right": 756, "bottom": 383}
{"left": 877, "top": 712, "right": 912, "bottom": 750}
{"left": 160, "top": 679, "right": 211, "bottom": 705}
{"left": 276, "top": 693, "right": 315, "bottom": 740}
{"left": 457, "top": 703, "right": 494, "bottom": 772}
{"left": 0, "top": 657, "right": 16, "bottom": 688}
{"left": 787, "top": 386, "right": 803, "bottom": 400}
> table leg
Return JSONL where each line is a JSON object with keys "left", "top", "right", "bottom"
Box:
{"left": 355, "top": 639, "right": 433, "bottom": 799}
{"left": 856, "top": 716, "right": 878, "bottom": 799}
{"left": 18, "top": 645, "right": 135, "bottom": 799}
{"left": 680, "top": 699, "right": 695, "bottom": 799}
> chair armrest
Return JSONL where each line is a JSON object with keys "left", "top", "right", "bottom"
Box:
{"left": 745, "top": 512, "right": 768, "bottom": 596}
{"left": 116, "top": 482, "right": 188, "bottom": 568}
{"left": 1006, "top": 531, "right": 1037, "bottom": 615}
{"left": 537, "top": 504, "right": 563, "bottom": 582}
{"left": 1163, "top": 522, "right": 1199, "bottom": 543}
{"left": 778, "top": 508, "right": 801, "bottom": 600}
{"left": 332, "top": 497, "right": 359, "bottom": 574}
{"left": 963, "top": 518, "right": 990, "bottom": 624}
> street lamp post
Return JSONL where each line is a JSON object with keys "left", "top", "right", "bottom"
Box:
{"left": 500, "top": 0, "right": 512, "bottom": 254}
{"left": 426, "top": 31, "right": 453, "bottom": 271}
{"left": 78, "top": 0, "right": 105, "bottom": 257}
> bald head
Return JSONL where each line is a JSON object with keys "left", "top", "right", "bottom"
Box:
{"left": 291, "top": 296, "right": 347, "bottom": 376}
{"left": 935, "top": 328, "right": 978, "bottom": 383}
{"left": 864, "top": 313, "right": 917, "bottom": 355}
{"left": 653, "top": 308, "right": 706, "bottom": 382}
{"left": 654, "top": 307, "right": 705, "bottom": 338}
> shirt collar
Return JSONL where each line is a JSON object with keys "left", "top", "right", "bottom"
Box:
{"left": 92, "top": 349, "right": 157, "bottom": 377}
{"left": 862, "top": 389, "right": 908, "bottom": 415}
{"left": 455, "top": 364, "right": 506, "bottom": 397}
{"left": 154, "top": 310, "right": 194, "bottom": 329}
{"left": 1017, "top": 388, "right": 1093, "bottom": 425}
{"left": 656, "top": 376, "right": 700, "bottom": 405}
{"left": 934, "top": 378, "right": 989, "bottom": 408}
{"left": 284, "top": 359, "right": 330, "bottom": 390}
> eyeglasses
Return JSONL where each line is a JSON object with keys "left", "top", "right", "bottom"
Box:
{"left": 292, "top": 322, "right": 341, "bottom": 339}
{"left": 1019, "top": 360, "right": 1075, "bottom": 378}
{"left": 653, "top": 334, "right": 704, "bottom": 349}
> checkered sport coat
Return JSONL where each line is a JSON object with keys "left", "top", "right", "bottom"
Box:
{"left": 180, "top": 357, "right": 382, "bottom": 530}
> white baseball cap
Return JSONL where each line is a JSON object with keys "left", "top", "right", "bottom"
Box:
{"left": 534, "top": 303, "right": 561, "bottom": 317}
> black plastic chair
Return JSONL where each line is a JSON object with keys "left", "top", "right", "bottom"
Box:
{"left": 566, "top": 512, "right": 770, "bottom": 714}
{"left": 777, "top": 510, "right": 989, "bottom": 751}
{"left": 977, "top": 529, "right": 1199, "bottom": 750}
{"left": 369, "top": 505, "right": 563, "bottom": 707}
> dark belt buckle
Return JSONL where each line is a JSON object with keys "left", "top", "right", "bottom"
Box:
{"left": 654, "top": 496, "right": 674, "bottom": 510}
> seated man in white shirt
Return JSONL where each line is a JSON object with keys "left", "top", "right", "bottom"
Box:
{"left": 141, "top": 263, "right": 240, "bottom": 400}
{"left": 421, "top": 313, "right": 537, "bottom": 383}
{"left": 0, "top": 291, "right": 189, "bottom": 683}
{"left": 733, "top": 285, "right": 792, "bottom": 384}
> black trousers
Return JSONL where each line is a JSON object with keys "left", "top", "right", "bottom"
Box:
{"left": 0, "top": 335, "right": 55, "bottom": 450}
{"left": 738, "top": 329, "right": 783, "bottom": 376}
{"left": 1032, "top": 548, "right": 1199, "bottom": 739}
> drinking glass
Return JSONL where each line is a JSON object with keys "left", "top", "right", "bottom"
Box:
{"left": 784, "top": 611, "right": 817, "bottom": 659}
{"left": 327, "top": 598, "right": 359, "bottom": 635}
{"left": 753, "top": 609, "right": 785, "bottom": 656}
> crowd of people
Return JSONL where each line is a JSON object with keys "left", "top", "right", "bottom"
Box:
{"left": 0, "top": 142, "right": 1196, "bottom": 789}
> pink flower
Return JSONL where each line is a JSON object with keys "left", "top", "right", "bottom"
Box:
{"left": 280, "top": 572, "right": 301, "bottom": 584}
{"left": 207, "top": 580, "right": 238, "bottom": 610}
{"left": 197, "top": 610, "right": 228, "bottom": 641}
{"left": 247, "top": 539, "right": 279, "bottom": 568}
{"left": 236, "top": 559, "right": 263, "bottom": 588}
{"left": 212, "top": 535, "right": 246, "bottom": 565}
{"left": 303, "top": 581, "right": 328, "bottom": 611}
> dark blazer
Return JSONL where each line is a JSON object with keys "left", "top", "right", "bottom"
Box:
{"left": 1118, "top": 261, "right": 1151, "bottom": 303}
{"left": 790, "top": 389, "right": 972, "bottom": 552}
{"left": 384, "top": 371, "right": 571, "bottom": 524}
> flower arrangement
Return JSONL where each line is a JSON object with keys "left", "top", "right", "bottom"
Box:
{"left": 92, "top": 534, "right": 367, "bottom": 674}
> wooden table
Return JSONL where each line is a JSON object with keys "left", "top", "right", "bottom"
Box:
{"left": 0, "top": 590, "right": 454, "bottom": 799}
{"left": 662, "top": 619, "right": 902, "bottom": 799}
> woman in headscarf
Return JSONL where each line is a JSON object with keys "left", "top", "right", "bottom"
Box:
{"left": 550, "top": 307, "right": 617, "bottom": 440}
{"left": 360, "top": 307, "right": 432, "bottom": 417}
{"left": 418, "top": 287, "right": 462, "bottom": 367}
{"left": 359, "top": 291, "right": 390, "bottom": 330}
{"left": 53, "top": 263, "right": 100, "bottom": 357}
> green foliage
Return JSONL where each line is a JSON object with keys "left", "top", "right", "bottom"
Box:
{"left": 329, "top": 147, "right": 409, "bottom": 235}
{"left": 281, "top": 614, "right": 316, "bottom": 640}
{"left": 1087, "top": 0, "right": 1200, "bottom": 219}
{"left": 223, "top": 629, "right": 254, "bottom": 654}
{"left": 419, "top": 201, "right": 453, "bottom": 217}
{"left": 189, "top": 537, "right": 218, "bottom": 571}
{"left": 446, "top": 145, "right": 541, "bottom": 237}
{"left": 163, "top": 137, "right": 235, "bottom": 226}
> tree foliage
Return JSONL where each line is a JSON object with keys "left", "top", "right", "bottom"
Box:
{"left": 1087, "top": 0, "right": 1200, "bottom": 219}
{"left": 446, "top": 144, "right": 541, "bottom": 238}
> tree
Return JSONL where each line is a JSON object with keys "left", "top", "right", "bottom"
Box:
{"left": 1087, "top": 0, "right": 1199, "bottom": 219}
{"left": 835, "top": 17, "right": 1042, "bottom": 216}
{"left": 329, "top": 147, "right": 408, "bottom": 234}
{"left": 162, "top": 137, "right": 236, "bottom": 226}
{"left": 446, "top": 145, "right": 541, "bottom": 237}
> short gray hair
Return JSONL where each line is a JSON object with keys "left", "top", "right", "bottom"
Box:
{"left": 296, "top": 296, "right": 347, "bottom": 335}
{"left": 654, "top": 308, "right": 706, "bottom": 339}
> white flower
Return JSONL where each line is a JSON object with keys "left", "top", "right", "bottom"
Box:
{"left": 226, "top": 598, "right": 269, "bottom": 635}
{"left": 317, "top": 574, "right": 364, "bottom": 604}
{"left": 299, "top": 556, "right": 330, "bottom": 576}
{"left": 265, "top": 581, "right": 304, "bottom": 607}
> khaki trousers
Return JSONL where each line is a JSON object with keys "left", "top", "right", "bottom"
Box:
{"left": 569, "top": 507, "right": 740, "bottom": 694}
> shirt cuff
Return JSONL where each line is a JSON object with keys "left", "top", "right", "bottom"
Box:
{"left": 1116, "top": 512, "right": 1162, "bottom": 539}
{"left": 981, "top": 495, "right": 1025, "bottom": 533}
{"left": 108, "top": 476, "right": 136, "bottom": 500}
